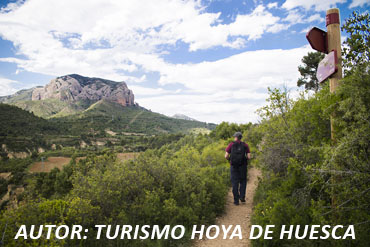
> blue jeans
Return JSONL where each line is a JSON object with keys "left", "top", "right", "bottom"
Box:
{"left": 230, "top": 164, "right": 247, "bottom": 203}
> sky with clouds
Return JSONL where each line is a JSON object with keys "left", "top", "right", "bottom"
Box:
{"left": 0, "top": 0, "right": 369, "bottom": 123}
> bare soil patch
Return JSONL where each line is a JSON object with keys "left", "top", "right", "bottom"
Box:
{"left": 0, "top": 172, "right": 11, "bottom": 180}
{"left": 117, "top": 152, "right": 139, "bottom": 161}
{"left": 29, "top": 157, "right": 71, "bottom": 173}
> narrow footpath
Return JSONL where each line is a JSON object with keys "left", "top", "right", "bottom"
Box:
{"left": 194, "top": 167, "right": 262, "bottom": 247}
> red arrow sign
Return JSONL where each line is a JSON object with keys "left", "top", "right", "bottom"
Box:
{"left": 306, "top": 27, "right": 328, "bottom": 54}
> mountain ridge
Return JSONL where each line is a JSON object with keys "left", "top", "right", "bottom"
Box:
{"left": 0, "top": 74, "right": 216, "bottom": 138}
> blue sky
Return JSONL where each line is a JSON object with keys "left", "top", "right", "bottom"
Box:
{"left": 0, "top": 0, "right": 369, "bottom": 123}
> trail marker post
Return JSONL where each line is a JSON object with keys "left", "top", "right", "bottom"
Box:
{"left": 306, "top": 8, "right": 342, "bottom": 141}
{"left": 306, "top": 8, "right": 343, "bottom": 218}
{"left": 326, "top": 8, "right": 342, "bottom": 141}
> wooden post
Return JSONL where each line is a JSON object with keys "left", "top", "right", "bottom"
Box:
{"left": 326, "top": 8, "right": 342, "bottom": 141}
{"left": 326, "top": 8, "right": 342, "bottom": 220}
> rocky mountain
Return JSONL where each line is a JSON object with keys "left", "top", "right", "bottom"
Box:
{"left": 172, "top": 113, "right": 197, "bottom": 121}
{"left": 0, "top": 74, "right": 137, "bottom": 118}
{"left": 0, "top": 75, "right": 217, "bottom": 153}
{"left": 0, "top": 74, "right": 216, "bottom": 134}
{"left": 32, "top": 74, "right": 135, "bottom": 107}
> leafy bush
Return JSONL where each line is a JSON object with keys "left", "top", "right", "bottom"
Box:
{"left": 251, "top": 36, "right": 370, "bottom": 247}
{"left": 0, "top": 135, "right": 229, "bottom": 246}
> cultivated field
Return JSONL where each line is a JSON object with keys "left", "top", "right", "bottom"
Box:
{"left": 29, "top": 157, "right": 71, "bottom": 173}
{"left": 117, "top": 152, "right": 139, "bottom": 161}
{"left": 29, "top": 153, "right": 139, "bottom": 173}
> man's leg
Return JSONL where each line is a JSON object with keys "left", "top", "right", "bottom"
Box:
{"left": 239, "top": 165, "right": 247, "bottom": 202}
{"left": 230, "top": 166, "right": 240, "bottom": 205}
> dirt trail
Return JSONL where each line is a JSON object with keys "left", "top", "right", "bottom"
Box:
{"left": 194, "top": 167, "right": 262, "bottom": 247}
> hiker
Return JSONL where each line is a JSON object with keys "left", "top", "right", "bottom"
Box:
{"left": 225, "top": 132, "right": 251, "bottom": 205}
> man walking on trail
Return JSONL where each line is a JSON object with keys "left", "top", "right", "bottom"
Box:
{"left": 225, "top": 132, "right": 251, "bottom": 205}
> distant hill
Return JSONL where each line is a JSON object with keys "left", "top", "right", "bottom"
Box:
{"left": 0, "top": 88, "right": 35, "bottom": 103}
{"left": 0, "top": 101, "right": 216, "bottom": 155}
{"left": 0, "top": 104, "right": 62, "bottom": 137}
{"left": 172, "top": 113, "right": 197, "bottom": 121}
{"left": 0, "top": 74, "right": 216, "bottom": 138}
{"left": 56, "top": 99, "right": 215, "bottom": 135}
{"left": 0, "top": 104, "right": 65, "bottom": 154}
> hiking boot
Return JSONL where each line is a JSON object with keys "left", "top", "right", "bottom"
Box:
{"left": 233, "top": 201, "right": 239, "bottom": 206}
{"left": 240, "top": 198, "right": 246, "bottom": 203}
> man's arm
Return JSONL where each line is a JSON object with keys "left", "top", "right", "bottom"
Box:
{"left": 225, "top": 152, "right": 230, "bottom": 160}
{"left": 244, "top": 143, "right": 251, "bottom": 160}
{"left": 225, "top": 143, "right": 232, "bottom": 161}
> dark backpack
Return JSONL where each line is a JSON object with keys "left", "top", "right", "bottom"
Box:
{"left": 230, "top": 141, "right": 246, "bottom": 166}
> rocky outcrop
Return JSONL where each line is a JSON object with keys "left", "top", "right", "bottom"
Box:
{"left": 32, "top": 74, "right": 135, "bottom": 106}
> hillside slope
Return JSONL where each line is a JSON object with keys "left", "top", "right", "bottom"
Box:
{"left": 0, "top": 100, "right": 215, "bottom": 154}
{"left": 0, "top": 74, "right": 216, "bottom": 155}
{"left": 56, "top": 100, "right": 215, "bottom": 135}
{"left": 0, "top": 87, "right": 35, "bottom": 103}
{"left": 0, "top": 104, "right": 64, "bottom": 154}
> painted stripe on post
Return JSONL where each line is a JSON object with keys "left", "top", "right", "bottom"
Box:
{"left": 326, "top": 13, "right": 340, "bottom": 26}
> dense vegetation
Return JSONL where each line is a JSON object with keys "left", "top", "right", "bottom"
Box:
{"left": 0, "top": 104, "right": 66, "bottom": 154}
{"left": 55, "top": 100, "right": 215, "bottom": 135}
{"left": 250, "top": 11, "right": 370, "bottom": 247}
{"left": 0, "top": 134, "right": 230, "bottom": 246}
{"left": 0, "top": 100, "right": 214, "bottom": 154}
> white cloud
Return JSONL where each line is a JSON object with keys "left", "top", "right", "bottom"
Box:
{"left": 227, "top": 5, "right": 283, "bottom": 41}
{"left": 283, "top": 10, "right": 323, "bottom": 25}
{"left": 349, "top": 0, "right": 370, "bottom": 8}
{"left": 300, "top": 27, "right": 311, "bottom": 33}
{"left": 123, "top": 75, "right": 147, "bottom": 84}
{"left": 0, "top": 77, "right": 18, "bottom": 96}
{"left": 0, "top": 0, "right": 288, "bottom": 80}
{"left": 283, "top": 9, "right": 306, "bottom": 23}
{"left": 267, "top": 2, "right": 279, "bottom": 9}
{"left": 282, "top": 0, "right": 347, "bottom": 11}
{"left": 153, "top": 46, "right": 310, "bottom": 91}
{"left": 131, "top": 46, "right": 311, "bottom": 123}
{"left": 129, "top": 85, "right": 178, "bottom": 97}
{"left": 138, "top": 94, "right": 262, "bottom": 123}
{"left": 0, "top": 0, "right": 311, "bottom": 123}
{"left": 306, "top": 13, "right": 323, "bottom": 22}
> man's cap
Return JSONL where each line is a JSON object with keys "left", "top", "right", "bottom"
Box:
{"left": 233, "top": 132, "right": 242, "bottom": 138}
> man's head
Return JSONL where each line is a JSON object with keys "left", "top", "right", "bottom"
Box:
{"left": 233, "top": 132, "right": 242, "bottom": 141}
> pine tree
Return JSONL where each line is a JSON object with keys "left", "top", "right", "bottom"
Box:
{"left": 297, "top": 52, "right": 325, "bottom": 92}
